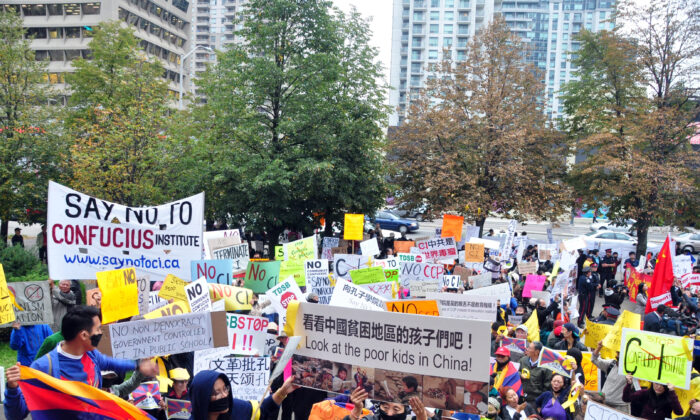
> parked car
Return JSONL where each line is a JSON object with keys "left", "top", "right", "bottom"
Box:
{"left": 673, "top": 232, "right": 700, "bottom": 254}
{"left": 580, "top": 231, "right": 661, "bottom": 255}
{"left": 590, "top": 219, "right": 636, "bottom": 235}
{"left": 370, "top": 211, "right": 420, "bottom": 234}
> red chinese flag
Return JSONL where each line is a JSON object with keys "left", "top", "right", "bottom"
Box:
{"left": 645, "top": 235, "right": 675, "bottom": 314}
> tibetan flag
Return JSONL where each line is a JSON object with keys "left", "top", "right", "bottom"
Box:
{"left": 131, "top": 381, "right": 161, "bottom": 410}
{"left": 18, "top": 365, "right": 154, "bottom": 419}
{"left": 537, "top": 347, "right": 570, "bottom": 378}
{"left": 166, "top": 398, "right": 192, "bottom": 419}
{"left": 645, "top": 235, "right": 675, "bottom": 314}
{"left": 490, "top": 361, "right": 523, "bottom": 395}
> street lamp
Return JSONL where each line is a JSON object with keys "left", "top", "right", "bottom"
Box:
{"left": 179, "top": 45, "right": 214, "bottom": 110}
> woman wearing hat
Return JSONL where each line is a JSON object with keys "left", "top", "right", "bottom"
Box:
{"left": 167, "top": 368, "right": 190, "bottom": 400}
{"left": 553, "top": 324, "right": 586, "bottom": 352}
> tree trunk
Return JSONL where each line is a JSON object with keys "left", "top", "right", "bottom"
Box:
{"left": 476, "top": 217, "right": 487, "bottom": 238}
{"left": 0, "top": 219, "right": 8, "bottom": 247}
{"left": 268, "top": 227, "right": 284, "bottom": 257}
{"left": 635, "top": 220, "right": 649, "bottom": 258}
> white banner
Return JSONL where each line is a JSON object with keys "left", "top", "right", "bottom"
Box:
{"left": 427, "top": 292, "right": 498, "bottom": 322}
{"left": 398, "top": 261, "right": 445, "bottom": 288}
{"left": 47, "top": 181, "right": 204, "bottom": 280}
{"left": 329, "top": 281, "right": 386, "bottom": 311}
{"left": 333, "top": 254, "right": 372, "bottom": 280}
{"left": 194, "top": 349, "right": 270, "bottom": 401}
{"left": 226, "top": 313, "right": 269, "bottom": 355}
{"left": 463, "top": 282, "right": 511, "bottom": 304}
{"left": 293, "top": 302, "right": 491, "bottom": 382}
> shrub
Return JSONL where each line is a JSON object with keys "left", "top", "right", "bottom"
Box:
{"left": 0, "top": 245, "right": 47, "bottom": 282}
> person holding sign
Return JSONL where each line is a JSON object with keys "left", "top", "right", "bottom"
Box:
{"left": 622, "top": 375, "right": 682, "bottom": 420}
{"left": 4, "top": 306, "right": 137, "bottom": 420}
{"left": 344, "top": 386, "right": 436, "bottom": 420}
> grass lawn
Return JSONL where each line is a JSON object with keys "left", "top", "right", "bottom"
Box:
{"left": 0, "top": 340, "right": 17, "bottom": 369}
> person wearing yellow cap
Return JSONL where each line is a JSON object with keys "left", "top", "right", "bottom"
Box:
{"left": 166, "top": 368, "right": 191, "bottom": 401}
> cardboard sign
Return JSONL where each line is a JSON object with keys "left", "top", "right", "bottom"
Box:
{"left": 518, "top": 261, "right": 538, "bottom": 275}
{"left": 158, "top": 274, "right": 190, "bottom": 304}
{"left": 385, "top": 299, "right": 439, "bottom": 316}
{"left": 284, "top": 236, "right": 317, "bottom": 261}
{"left": 414, "top": 237, "right": 458, "bottom": 261}
{"left": 441, "top": 275, "right": 462, "bottom": 289}
{"left": 47, "top": 181, "right": 203, "bottom": 280}
{"left": 344, "top": 214, "right": 365, "bottom": 241}
{"left": 522, "top": 275, "right": 546, "bottom": 298}
{"left": 619, "top": 328, "right": 692, "bottom": 389}
{"left": 464, "top": 243, "right": 485, "bottom": 263}
{"left": 329, "top": 281, "right": 386, "bottom": 311}
{"left": 185, "top": 277, "right": 211, "bottom": 313}
{"left": 97, "top": 267, "right": 140, "bottom": 324}
{"left": 427, "top": 292, "right": 498, "bottom": 322}
{"left": 191, "top": 259, "right": 235, "bottom": 285}
{"left": 266, "top": 276, "right": 303, "bottom": 331}
{"left": 305, "top": 259, "right": 332, "bottom": 304}
{"left": 3, "top": 282, "right": 53, "bottom": 326}
{"left": 463, "top": 282, "right": 512, "bottom": 305}
{"left": 393, "top": 240, "right": 415, "bottom": 254}
{"left": 194, "top": 350, "right": 270, "bottom": 401}
{"left": 350, "top": 266, "right": 386, "bottom": 285}
{"left": 244, "top": 261, "right": 280, "bottom": 293}
{"left": 398, "top": 261, "right": 444, "bottom": 288}
{"left": 143, "top": 300, "right": 191, "bottom": 320}
{"left": 226, "top": 313, "right": 269, "bottom": 355}
{"left": 333, "top": 254, "right": 372, "bottom": 280}
{"left": 585, "top": 401, "right": 637, "bottom": 420}
{"left": 101, "top": 311, "right": 228, "bottom": 359}
{"left": 441, "top": 215, "right": 464, "bottom": 242}
{"left": 292, "top": 301, "right": 491, "bottom": 382}
{"left": 137, "top": 275, "right": 150, "bottom": 315}
{"left": 208, "top": 284, "right": 253, "bottom": 311}
{"left": 321, "top": 237, "right": 340, "bottom": 260}
{"left": 408, "top": 280, "right": 440, "bottom": 297}
{"left": 211, "top": 243, "right": 249, "bottom": 272}
{"left": 468, "top": 272, "right": 491, "bottom": 289}
{"left": 203, "top": 229, "right": 241, "bottom": 259}
{"left": 148, "top": 291, "right": 168, "bottom": 312}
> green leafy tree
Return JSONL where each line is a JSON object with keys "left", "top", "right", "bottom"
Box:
{"left": 0, "top": 9, "right": 67, "bottom": 243}
{"left": 66, "top": 22, "right": 183, "bottom": 206}
{"left": 195, "top": 1, "right": 388, "bottom": 245}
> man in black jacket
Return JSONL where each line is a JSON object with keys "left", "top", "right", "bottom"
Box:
{"left": 643, "top": 304, "right": 666, "bottom": 332}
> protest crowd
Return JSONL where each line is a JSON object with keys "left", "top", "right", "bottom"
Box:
{"left": 2, "top": 182, "right": 700, "bottom": 420}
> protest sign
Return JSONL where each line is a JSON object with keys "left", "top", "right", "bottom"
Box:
{"left": 518, "top": 261, "right": 538, "bottom": 275}
{"left": 427, "top": 292, "right": 498, "bottom": 322}
{"left": 538, "top": 244, "right": 558, "bottom": 261}
{"left": 602, "top": 310, "right": 640, "bottom": 354}
{"left": 393, "top": 241, "right": 415, "bottom": 254}
{"left": 441, "top": 275, "right": 462, "bottom": 289}
{"left": 211, "top": 243, "right": 249, "bottom": 272}
{"left": 280, "top": 259, "right": 306, "bottom": 286}
{"left": 585, "top": 401, "right": 638, "bottom": 420}
{"left": 185, "top": 277, "right": 211, "bottom": 313}
{"left": 463, "top": 283, "right": 512, "bottom": 305}
{"left": 266, "top": 276, "right": 303, "bottom": 331}
{"left": 97, "top": 267, "right": 140, "bottom": 324}
{"left": 374, "top": 257, "right": 398, "bottom": 270}
{"left": 414, "top": 237, "right": 458, "bottom": 261}
{"left": 344, "top": 214, "right": 365, "bottom": 241}
{"left": 408, "top": 280, "right": 440, "bottom": 297}
{"left": 384, "top": 268, "right": 399, "bottom": 284}
{"left": 360, "top": 238, "right": 380, "bottom": 257}
{"left": 554, "top": 350, "right": 599, "bottom": 392}
{"left": 290, "top": 301, "right": 491, "bottom": 383}
{"left": 330, "top": 246, "right": 346, "bottom": 257}
{"left": 209, "top": 284, "right": 253, "bottom": 311}
{"left": 203, "top": 229, "right": 241, "bottom": 259}
{"left": 226, "top": 313, "right": 269, "bottom": 355}
{"left": 675, "top": 375, "right": 700, "bottom": 418}
{"left": 463, "top": 226, "right": 480, "bottom": 243}
{"left": 158, "top": 274, "right": 190, "bottom": 304}
{"left": 321, "top": 237, "right": 340, "bottom": 260}
{"left": 398, "top": 261, "right": 444, "bottom": 288}
{"left": 329, "top": 281, "right": 386, "bottom": 311}
{"left": 499, "top": 220, "right": 517, "bottom": 260}
{"left": 350, "top": 266, "right": 386, "bottom": 285}
{"left": 244, "top": 261, "right": 281, "bottom": 293}
{"left": 397, "top": 253, "right": 419, "bottom": 263}
{"left": 2, "top": 282, "right": 52, "bottom": 326}
{"left": 619, "top": 328, "right": 692, "bottom": 389}
{"left": 468, "top": 272, "right": 491, "bottom": 289}
{"left": 386, "top": 299, "right": 439, "bottom": 316}
{"left": 271, "top": 335, "right": 303, "bottom": 381}
{"left": 470, "top": 237, "right": 501, "bottom": 250}
{"left": 305, "top": 259, "right": 332, "bottom": 304}
{"left": 509, "top": 315, "right": 522, "bottom": 325}
{"left": 538, "top": 347, "right": 571, "bottom": 377}
{"left": 681, "top": 273, "right": 700, "bottom": 289}
{"left": 530, "top": 290, "right": 551, "bottom": 303}
{"left": 583, "top": 320, "right": 613, "bottom": 350}
{"left": 333, "top": 254, "right": 372, "bottom": 280}
{"left": 165, "top": 398, "right": 191, "bottom": 419}
{"left": 194, "top": 349, "right": 270, "bottom": 401}
{"left": 673, "top": 255, "right": 694, "bottom": 279}
{"left": 137, "top": 275, "right": 150, "bottom": 315}
{"left": 284, "top": 236, "right": 317, "bottom": 261}
{"left": 464, "top": 243, "right": 485, "bottom": 263}
{"left": 148, "top": 291, "right": 168, "bottom": 312}
{"left": 522, "top": 275, "right": 546, "bottom": 298}
{"left": 502, "top": 337, "right": 527, "bottom": 358}
{"left": 143, "top": 300, "right": 191, "bottom": 320}
{"left": 86, "top": 288, "right": 101, "bottom": 307}
{"left": 191, "top": 259, "right": 234, "bottom": 285}
{"left": 275, "top": 245, "right": 284, "bottom": 260}
{"left": 362, "top": 281, "right": 397, "bottom": 301}
{"left": 100, "top": 311, "right": 227, "bottom": 359}
{"left": 453, "top": 265, "right": 471, "bottom": 279}
{"left": 47, "top": 181, "right": 203, "bottom": 280}
{"left": 441, "top": 215, "right": 464, "bottom": 242}
{"left": 562, "top": 237, "right": 587, "bottom": 252}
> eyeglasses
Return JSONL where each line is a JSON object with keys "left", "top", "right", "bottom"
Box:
{"left": 211, "top": 386, "right": 230, "bottom": 400}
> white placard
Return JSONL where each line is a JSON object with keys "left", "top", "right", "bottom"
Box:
{"left": 226, "top": 313, "right": 269, "bottom": 355}
{"left": 463, "top": 282, "right": 512, "bottom": 304}
{"left": 360, "top": 238, "right": 380, "bottom": 257}
{"left": 333, "top": 254, "right": 372, "bottom": 280}
{"left": 194, "top": 349, "right": 270, "bottom": 401}
{"left": 408, "top": 280, "right": 440, "bottom": 297}
{"left": 441, "top": 275, "right": 462, "bottom": 289}
{"left": 427, "top": 292, "right": 498, "bottom": 322}
{"left": 562, "top": 237, "right": 586, "bottom": 252}
{"left": 148, "top": 291, "right": 168, "bottom": 312}
{"left": 293, "top": 302, "right": 491, "bottom": 382}
{"left": 305, "top": 259, "right": 331, "bottom": 304}
{"left": 185, "top": 277, "right": 211, "bottom": 313}
{"left": 211, "top": 243, "right": 249, "bottom": 272}
{"left": 203, "top": 229, "right": 241, "bottom": 259}
{"left": 4, "top": 282, "right": 53, "bottom": 326}
{"left": 137, "top": 275, "right": 150, "bottom": 315}
{"left": 361, "top": 282, "right": 396, "bottom": 300}
{"left": 265, "top": 276, "right": 303, "bottom": 331}
{"left": 468, "top": 272, "right": 492, "bottom": 289}
{"left": 673, "top": 255, "right": 693, "bottom": 279}
{"left": 321, "top": 237, "right": 340, "bottom": 260}
{"left": 398, "top": 261, "right": 445, "bottom": 288}
{"left": 329, "top": 281, "right": 386, "bottom": 311}
{"left": 47, "top": 181, "right": 204, "bottom": 281}
{"left": 531, "top": 290, "right": 552, "bottom": 303}
{"left": 584, "top": 401, "right": 637, "bottom": 420}
{"left": 374, "top": 257, "right": 398, "bottom": 270}
{"left": 469, "top": 237, "right": 501, "bottom": 250}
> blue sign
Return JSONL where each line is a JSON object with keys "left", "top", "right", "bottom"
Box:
{"left": 190, "top": 259, "right": 234, "bottom": 285}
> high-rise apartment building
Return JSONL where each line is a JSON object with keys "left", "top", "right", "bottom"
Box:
{"left": 1, "top": 0, "right": 192, "bottom": 104}
{"left": 389, "top": 0, "right": 615, "bottom": 126}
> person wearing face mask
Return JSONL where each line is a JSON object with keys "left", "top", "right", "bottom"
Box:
{"left": 189, "top": 370, "right": 297, "bottom": 420}
{"left": 344, "top": 386, "right": 436, "bottom": 420}
{"left": 622, "top": 375, "right": 683, "bottom": 420}
{"left": 676, "top": 400, "right": 700, "bottom": 420}
{"left": 3, "top": 305, "right": 137, "bottom": 420}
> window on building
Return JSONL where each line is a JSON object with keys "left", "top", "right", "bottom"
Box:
{"left": 430, "top": 24, "right": 439, "bottom": 33}
{"left": 586, "top": 12, "right": 593, "bottom": 20}
{"left": 563, "top": 33, "right": 569, "bottom": 40}
{"left": 564, "top": 13, "right": 570, "bottom": 20}
{"left": 64, "top": 3, "right": 81, "bottom": 15}
{"left": 431, "top": 0, "right": 440, "bottom": 7}
{"left": 3, "top": 4, "right": 20, "bottom": 14}
{"left": 445, "top": 24, "right": 454, "bottom": 34}
{"left": 430, "top": 11, "right": 439, "bottom": 20}
{"left": 459, "top": 0, "right": 469, "bottom": 7}
{"left": 26, "top": 28, "right": 47, "bottom": 39}
{"left": 428, "top": 49, "right": 438, "bottom": 59}
{"left": 65, "top": 50, "right": 81, "bottom": 60}
{"left": 444, "top": 11, "right": 454, "bottom": 20}
{"left": 49, "top": 50, "right": 64, "bottom": 61}
{"left": 549, "top": 70, "right": 554, "bottom": 80}
{"left": 553, "top": 3, "right": 559, "bottom": 9}
{"left": 413, "top": 24, "right": 423, "bottom": 33}
{"left": 411, "top": 62, "right": 421, "bottom": 72}
{"left": 82, "top": 3, "right": 101, "bottom": 15}
{"left": 445, "top": 0, "right": 454, "bottom": 7}
{"left": 552, "top": 19, "right": 558, "bottom": 29}
{"left": 457, "top": 50, "right": 466, "bottom": 61}
{"left": 412, "top": 37, "right": 423, "bottom": 47}
{"left": 65, "top": 27, "right": 81, "bottom": 38}
{"left": 458, "top": 24, "right": 469, "bottom": 34}
{"left": 22, "top": 4, "right": 45, "bottom": 16}
{"left": 457, "top": 37, "right": 468, "bottom": 47}
{"left": 412, "top": 50, "right": 421, "bottom": 60}
{"left": 443, "top": 37, "right": 452, "bottom": 47}
{"left": 599, "top": 11, "right": 606, "bottom": 19}
{"left": 48, "top": 28, "right": 63, "bottom": 39}
{"left": 429, "top": 37, "right": 438, "bottom": 46}
{"left": 411, "top": 75, "right": 421, "bottom": 87}
{"left": 35, "top": 50, "right": 48, "bottom": 61}
{"left": 563, "top": 23, "right": 569, "bottom": 30}
{"left": 414, "top": 11, "right": 425, "bottom": 20}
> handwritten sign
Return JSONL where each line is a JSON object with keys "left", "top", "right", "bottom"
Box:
{"left": 329, "top": 281, "right": 386, "bottom": 311}
{"left": 211, "top": 243, "right": 249, "bottom": 271}
{"left": 398, "top": 261, "right": 444, "bottom": 288}
{"left": 209, "top": 284, "right": 253, "bottom": 311}
{"left": 284, "top": 236, "right": 317, "bottom": 261}
{"left": 305, "top": 259, "right": 331, "bottom": 304}
{"left": 97, "top": 267, "right": 139, "bottom": 324}
{"left": 464, "top": 243, "right": 485, "bottom": 263}
{"left": 321, "top": 237, "right": 340, "bottom": 260}
{"left": 350, "top": 266, "right": 386, "bottom": 285}
{"left": 441, "top": 275, "right": 462, "bottom": 289}
{"left": 244, "top": 261, "right": 281, "bottom": 293}
{"left": 344, "top": 214, "right": 365, "bottom": 241}
{"left": 203, "top": 229, "right": 241, "bottom": 259}
{"left": 158, "top": 274, "right": 190, "bottom": 304}
{"left": 194, "top": 349, "right": 270, "bottom": 401}
{"left": 4, "top": 282, "right": 53, "bottom": 326}
{"left": 518, "top": 261, "right": 538, "bottom": 275}
{"left": 428, "top": 292, "right": 498, "bottom": 322}
{"left": 619, "top": 328, "right": 692, "bottom": 389}
{"left": 143, "top": 300, "right": 191, "bottom": 320}
{"left": 386, "top": 299, "right": 439, "bottom": 316}
{"left": 442, "top": 215, "right": 464, "bottom": 242}
{"left": 185, "top": 277, "right": 211, "bottom": 313}
{"left": 226, "top": 313, "right": 269, "bottom": 355}
{"left": 414, "top": 237, "right": 458, "bottom": 261}
{"left": 522, "top": 275, "right": 546, "bottom": 298}
{"left": 191, "top": 259, "right": 234, "bottom": 285}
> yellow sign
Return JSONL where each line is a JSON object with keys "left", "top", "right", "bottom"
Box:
{"left": 602, "top": 310, "right": 640, "bottom": 354}
{"left": 280, "top": 259, "right": 306, "bottom": 287}
{"left": 523, "top": 310, "right": 540, "bottom": 343}
{"left": 674, "top": 375, "right": 700, "bottom": 418}
{"left": 583, "top": 319, "right": 616, "bottom": 359}
{"left": 274, "top": 246, "right": 284, "bottom": 260}
{"left": 619, "top": 328, "right": 693, "bottom": 389}
{"left": 344, "top": 214, "right": 364, "bottom": 241}
{"left": 284, "top": 236, "right": 316, "bottom": 261}
{"left": 465, "top": 243, "right": 485, "bottom": 263}
{"left": 208, "top": 284, "right": 253, "bottom": 311}
{"left": 556, "top": 350, "right": 599, "bottom": 392}
{"left": 349, "top": 267, "right": 386, "bottom": 285}
{"left": 143, "top": 301, "right": 191, "bottom": 320}
{"left": 158, "top": 274, "right": 189, "bottom": 303}
{"left": 385, "top": 299, "right": 439, "bottom": 316}
{"left": 0, "top": 264, "right": 16, "bottom": 325}
{"left": 96, "top": 267, "right": 139, "bottom": 324}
